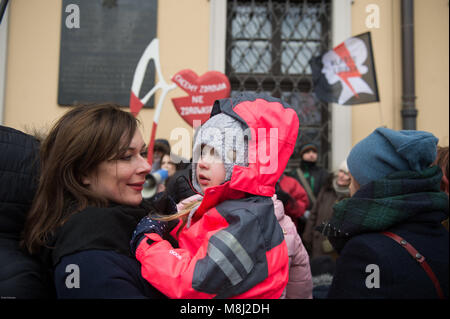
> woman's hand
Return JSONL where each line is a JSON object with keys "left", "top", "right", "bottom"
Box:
{"left": 130, "top": 216, "right": 168, "bottom": 255}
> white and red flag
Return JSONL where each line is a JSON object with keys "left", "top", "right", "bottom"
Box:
{"left": 310, "top": 32, "right": 379, "bottom": 105}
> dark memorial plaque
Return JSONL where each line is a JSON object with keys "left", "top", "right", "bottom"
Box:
{"left": 58, "top": 0, "right": 157, "bottom": 107}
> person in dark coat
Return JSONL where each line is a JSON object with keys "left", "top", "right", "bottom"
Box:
{"left": 165, "top": 163, "right": 196, "bottom": 204}
{"left": 288, "top": 143, "right": 330, "bottom": 212}
{"left": 320, "top": 127, "right": 449, "bottom": 299}
{"left": 0, "top": 126, "right": 53, "bottom": 298}
{"left": 303, "top": 160, "right": 350, "bottom": 260}
{"left": 156, "top": 152, "right": 190, "bottom": 194}
{"left": 286, "top": 143, "right": 330, "bottom": 236}
{"left": 21, "top": 104, "right": 167, "bottom": 299}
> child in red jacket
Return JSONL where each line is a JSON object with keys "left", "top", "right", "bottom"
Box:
{"left": 130, "top": 93, "right": 299, "bottom": 299}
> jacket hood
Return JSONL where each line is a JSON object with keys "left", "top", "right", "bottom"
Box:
{"left": 193, "top": 93, "right": 299, "bottom": 203}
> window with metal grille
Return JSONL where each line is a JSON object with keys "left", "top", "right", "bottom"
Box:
{"left": 226, "top": 0, "right": 332, "bottom": 169}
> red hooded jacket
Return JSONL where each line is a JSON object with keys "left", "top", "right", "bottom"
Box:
{"left": 136, "top": 94, "right": 300, "bottom": 298}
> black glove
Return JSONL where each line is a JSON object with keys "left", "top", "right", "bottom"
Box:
{"left": 130, "top": 216, "right": 168, "bottom": 255}
{"left": 275, "top": 181, "right": 293, "bottom": 207}
{"left": 141, "top": 191, "right": 178, "bottom": 217}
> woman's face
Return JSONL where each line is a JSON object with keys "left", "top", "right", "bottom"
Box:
{"left": 336, "top": 170, "right": 351, "bottom": 187}
{"left": 196, "top": 145, "right": 226, "bottom": 193}
{"left": 83, "top": 130, "right": 151, "bottom": 206}
{"left": 161, "top": 154, "right": 176, "bottom": 177}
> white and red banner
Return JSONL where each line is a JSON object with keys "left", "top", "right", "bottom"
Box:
{"left": 171, "top": 69, "right": 231, "bottom": 127}
{"left": 310, "top": 32, "right": 379, "bottom": 105}
{"left": 129, "top": 38, "right": 231, "bottom": 165}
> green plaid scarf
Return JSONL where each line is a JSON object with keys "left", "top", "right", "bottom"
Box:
{"left": 317, "top": 166, "right": 449, "bottom": 252}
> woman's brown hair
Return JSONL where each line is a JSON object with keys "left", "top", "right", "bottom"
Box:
{"left": 22, "top": 103, "right": 139, "bottom": 254}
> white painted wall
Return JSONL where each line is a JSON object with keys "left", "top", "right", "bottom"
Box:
{"left": 331, "top": 0, "right": 353, "bottom": 171}
{"left": 208, "top": 0, "right": 227, "bottom": 72}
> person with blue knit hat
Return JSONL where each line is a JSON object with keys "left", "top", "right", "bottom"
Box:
{"left": 346, "top": 127, "right": 439, "bottom": 187}
{"left": 319, "top": 127, "right": 449, "bottom": 299}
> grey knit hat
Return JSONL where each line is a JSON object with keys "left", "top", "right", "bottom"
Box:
{"left": 192, "top": 113, "right": 249, "bottom": 194}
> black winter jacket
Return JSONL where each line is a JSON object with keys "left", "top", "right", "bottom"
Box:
{"left": 327, "top": 211, "right": 449, "bottom": 298}
{"left": 287, "top": 160, "right": 330, "bottom": 210}
{"left": 0, "top": 126, "right": 53, "bottom": 298}
{"left": 165, "top": 163, "right": 196, "bottom": 204}
{"left": 51, "top": 204, "right": 167, "bottom": 299}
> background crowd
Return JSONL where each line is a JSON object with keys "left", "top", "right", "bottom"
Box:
{"left": 0, "top": 96, "right": 448, "bottom": 299}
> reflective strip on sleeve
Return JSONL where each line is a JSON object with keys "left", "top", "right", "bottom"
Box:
{"left": 214, "top": 230, "right": 254, "bottom": 274}
{"left": 207, "top": 243, "right": 242, "bottom": 286}
{"left": 206, "top": 230, "right": 255, "bottom": 286}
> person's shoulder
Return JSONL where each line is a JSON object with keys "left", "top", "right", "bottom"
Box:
{"left": 220, "top": 195, "right": 271, "bottom": 209}
{"left": 52, "top": 205, "right": 142, "bottom": 266}
{"left": 54, "top": 249, "right": 164, "bottom": 299}
{"left": 0, "top": 237, "right": 55, "bottom": 298}
{"left": 215, "top": 196, "right": 276, "bottom": 226}
{"left": 57, "top": 249, "right": 135, "bottom": 268}
{"left": 284, "top": 168, "right": 298, "bottom": 177}
{"left": 340, "top": 232, "right": 401, "bottom": 264}
{"left": 345, "top": 232, "right": 390, "bottom": 248}
{"left": 0, "top": 125, "right": 37, "bottom": 143}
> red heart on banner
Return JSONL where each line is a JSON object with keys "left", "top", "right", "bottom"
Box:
{"left": 171, "top": 69, "right": 231, "bottom": 127}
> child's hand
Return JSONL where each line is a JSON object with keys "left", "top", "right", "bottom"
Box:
{"left": 130, "top": 216, "right": 168, "bottom": 255}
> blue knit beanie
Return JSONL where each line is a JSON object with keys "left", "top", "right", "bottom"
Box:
{"left": 347, "top": 127, "right": 438, "bottom": 186}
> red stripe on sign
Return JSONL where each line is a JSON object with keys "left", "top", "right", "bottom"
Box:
{"left": 130, "top": 91, "right": 144, "bottom": 117}
{"left": 334, "top": 42, "right": 361, "bottom": 97}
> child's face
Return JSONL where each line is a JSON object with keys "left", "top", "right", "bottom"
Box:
{"left": 196, "top": 145, "right": 226, "bottom": 193}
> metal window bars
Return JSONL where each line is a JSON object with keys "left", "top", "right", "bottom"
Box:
{"left": 226, "top": 0, "right": 332, "bottom": 169}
